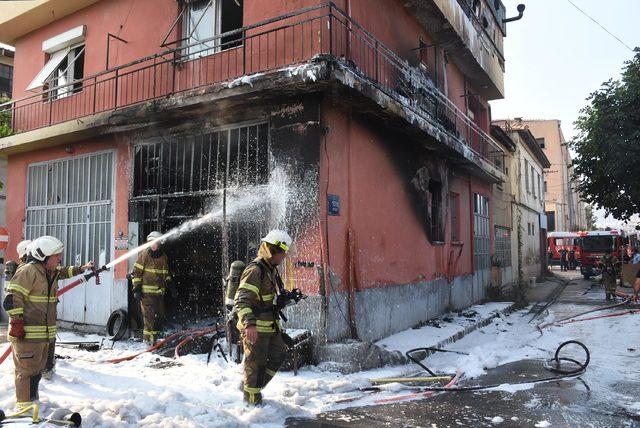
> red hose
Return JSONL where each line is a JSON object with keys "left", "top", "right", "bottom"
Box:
{"left": 1, "top": 276, "right": 87, "bottom": 367}
{"left": 0, "top": 345, "right": 11, "bottom": 365}
{"left": 546, "top": 309, "right": 640, "bottom": 328}
{"left": 173, "top": 326, "right": 221, "bottom": 358}
{"left": 108, "top": 326, "right": 222, "bottom": 364}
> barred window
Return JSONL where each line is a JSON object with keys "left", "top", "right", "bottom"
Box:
{"left": 26, "top": 151, "right": 114, "bottom": 265}
{"left": 473, "top": 193, "right": 490, "bottom": 271}
{"left": 132, "top": 122, "right": 269, "bottom": 197}
{"left": 494, "top": 227, "right": 511, "bottom": 267}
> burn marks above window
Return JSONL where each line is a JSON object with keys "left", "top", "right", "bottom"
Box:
{"left": 411, "top": 165, "right": 447, "bottom": 244}
{"left": 133, "top": 122, "right": 269, "bottom": 198}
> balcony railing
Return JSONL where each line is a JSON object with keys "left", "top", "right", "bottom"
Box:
{"left": 0, "top": 2, "right": 504, "bottom": 172}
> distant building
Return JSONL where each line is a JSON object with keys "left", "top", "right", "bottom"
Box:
{"left": 506, "top": 119, "right": 586, "bottom": 232}
{"left": 492, "top": 121, "right": 551, "bottom": 287}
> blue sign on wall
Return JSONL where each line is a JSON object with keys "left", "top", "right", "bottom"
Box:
{"left": 328, "top": 194, "right": 340, "bottom": 216}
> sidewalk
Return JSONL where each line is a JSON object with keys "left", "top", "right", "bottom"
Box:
{"left": 376, "top": 301, "right": 515, "bottom": 356}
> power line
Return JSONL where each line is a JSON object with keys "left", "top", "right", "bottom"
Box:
{"left": 565, "top": 0, "right": 634, "bottom": 52}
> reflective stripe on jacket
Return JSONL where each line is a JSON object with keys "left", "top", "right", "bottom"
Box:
{"left": 131, "top": 250, "right": 171, "bottom": 295}
{"left": 233, "top": 257, "right": 281, "bottom": 334}
{"left": 4, "top": 262, "right": 82, "bottom": 342}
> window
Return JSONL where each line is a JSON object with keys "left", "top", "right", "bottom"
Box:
{"left": 531, "top": 165, "right": 535, "bottom": 196}
{"left": 429, "top": 180, "right": 444, "bottom": 242}
{"left": 0, "top": 63, "right": 12, "bottom": 97}
{"left": 544, "top": 181, "right": 548, "bottom": 193}
{"left": 547, "top": 211, "right": 556, "bottom": 232}
{"left": 536, "top": 137, "right": 545, "bottom": 148}
{"left": 132, "top": 122, "right": 269, "bottom": 197}
{"left": 473, "top": 194, "right": 490, "bottom": 271}
{"left": 450, "top": 192, "right": 460, "bottom": 242}
{"left": 494, "top": 227, "right": 511, "bottom": 267}
{"left": 182, "top": 0, "right": 243, "bottom": 59}
{"left": 47, "top": 45, "right": 85, "bottom": 100}
{"left": 26, "top": 152, "right": 114, "bottom": 266}
{"left": 537, "top": 173, "right": 542, "bottom": 200}
{"left": 27, "top": 25, "right": 85, "bottom": 95}
{"left": 524, "top": 159, "right": 529, "bottom": 193}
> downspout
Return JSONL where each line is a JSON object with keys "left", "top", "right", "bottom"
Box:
{"left": 346, "top": 110, "right": 358, "bottom": 339}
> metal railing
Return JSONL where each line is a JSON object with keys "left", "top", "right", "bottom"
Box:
{"left": 0, "top": 2, "right": 504, "bottom": 171}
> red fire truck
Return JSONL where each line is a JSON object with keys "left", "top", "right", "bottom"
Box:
{"left": 578, "top": 230, "right": 625, "bottom": 279}
{"left": 547, "top": 231, "right": 581, "bottom": 268}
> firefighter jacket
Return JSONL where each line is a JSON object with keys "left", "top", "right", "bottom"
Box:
{"left": 234, "top": 257, "right": 282, "bottom": 335}
{"left": 599, "top": 255, "right": 621, "bottom": 275}
{"left": 132, "top": 250, "right": 171, "bottom": 296}
{"left": 3, "top": 262, "right": 83, "bottom": 342}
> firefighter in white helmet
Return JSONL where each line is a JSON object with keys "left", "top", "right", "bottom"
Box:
{"left": 4, "top": 240, "right": 31, "bottom": 283}
{"left": 2, "top": 236, "right": 93, "bottom": 412}
{"left": 131, "top": 231, "right": 174, "bottom": 345}
{"left": 234, "top": 229, "right": 294, "bottom": 406}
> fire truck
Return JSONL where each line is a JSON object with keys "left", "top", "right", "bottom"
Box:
{"left": 578, "top": 230, "right": 625, "bottom": 279}
{"left": 547, "top": 231, "right": 581, "bottom": 267}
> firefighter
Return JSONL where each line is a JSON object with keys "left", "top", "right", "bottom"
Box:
{"left": 568, "top": 247, "right": 577, "bottom": 270}
{"left": 234, "top": 230, "right": 293, "bottom": 406}
{"left": 2, "top": 236, "right": 92, "bottom": 412}
{"left": 599, "top": 249, "right": 621, "bottom": 300}
{"left": 559, "top": 248, "right": 568, "bottom": 272}
{"left": 131, "top": 231, "right": 174, "bottom": 345}
{"left": 4, "top": 240, "right": 32, "bottom": 283}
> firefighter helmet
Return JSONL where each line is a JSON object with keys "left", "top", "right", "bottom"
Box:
{"left": 17, "top": 240, "right": 32, "bottom": 258}
{"left": 147, "top": 231, "right": 163, "bottom": 242}
{"left": 261, "top": 230, "right": 292, "bottom": 253}
{"left": 31, "top": 236, "right": 64, "bottom": 261}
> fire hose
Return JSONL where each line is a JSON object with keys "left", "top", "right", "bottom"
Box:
{"left": 0, "top": 266, "right": 107, "bottom": 366}
{"left": 539, "top": 298, "right": 633, "bottom": 329}
{"left": 105, "top": 325, "right": 225, "bottom": 364}
{"left": 337, "top": 341, "right": 591, "bottom": 405}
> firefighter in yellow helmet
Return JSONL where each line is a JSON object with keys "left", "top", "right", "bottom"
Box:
{"left": 131, "top": 231, "right": 174, "bottom": 345}
{"left": 234, "top": 230, "right": 293, "bottom": 406}
{"left": 2, "top": 236, "right": 92, "bottom": 412}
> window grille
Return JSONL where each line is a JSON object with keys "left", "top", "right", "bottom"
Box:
{"left": 26, "top": 152, "right": 114, "bottom": 265}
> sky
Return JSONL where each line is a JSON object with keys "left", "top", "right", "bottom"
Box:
{"left": 489, "top": 0, "right": 640, "bottom": 228}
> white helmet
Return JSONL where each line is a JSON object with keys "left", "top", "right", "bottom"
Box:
{"left": 261, "top": 230, "right": 292, "bottom": 253}
{"left": 147, "top": 231, "right": 163, "bottom": 242}
{"left": 17, "top": 240, "right": 32, "bottom": 258}
{"left": 31, "top": 236, "right": 64, "bottom": 261}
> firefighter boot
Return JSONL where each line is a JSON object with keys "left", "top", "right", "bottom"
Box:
{"left": 243, "top": 387, "right": 263, "bottom": 406}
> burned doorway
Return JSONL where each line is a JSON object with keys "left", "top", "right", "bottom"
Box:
{"left": 129, "top": 122, "right": 270, "bottom": 323}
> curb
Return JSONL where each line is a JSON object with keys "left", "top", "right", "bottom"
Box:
{"left": 428, "top": 302, "right": 519, "bottom": 352}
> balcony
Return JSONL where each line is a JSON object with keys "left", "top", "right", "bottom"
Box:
{"left": 0, "top": 2, "right": 504, "bottom": 176}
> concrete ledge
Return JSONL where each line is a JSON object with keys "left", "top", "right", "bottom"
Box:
{"left": 377, "top": 301, "right": 517, "bottom": 356}
{"left": 316, "top": 301, "right": 517, "bottom": 373}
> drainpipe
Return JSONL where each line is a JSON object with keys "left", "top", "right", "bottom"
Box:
{"left": 502, "top": 4, "right": 525, "bottom": 23}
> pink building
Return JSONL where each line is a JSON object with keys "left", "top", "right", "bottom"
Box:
{"left": 0, "top": 0, "right": 517, "bottom": 345}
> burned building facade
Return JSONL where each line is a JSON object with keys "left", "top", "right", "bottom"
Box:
{"left": 0, "top": 0, "right": 512, "bottom": 344}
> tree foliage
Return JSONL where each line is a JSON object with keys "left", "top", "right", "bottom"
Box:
{"left": 0, "top": 96, "right": 11, "bottom": 138}
{"left": 570, "top": 48, "right": 640, "bottom": 221}
{"left": 585, "top": 204, "right": 597, "bottom": 230}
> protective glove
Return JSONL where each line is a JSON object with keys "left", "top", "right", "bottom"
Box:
{"left": 9, "top": 318, "right": 25, "bottom": 339}
{"left": 133, "top": 284, "right": 142, "bottom": 301}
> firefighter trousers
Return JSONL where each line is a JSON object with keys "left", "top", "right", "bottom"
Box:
{"left": 10, "top": 339, "right": 49, "bottom": 407}
{"left": 603, "top": 274, "right": 617, "bottom": 293}
{"left": 44, "top": 339, "right": 56, "bottom": 372}
{"left": 140, "top": 294, "right": 165, "bottom": 343}
{"left": 242, "top": 331, "right": 287, "bottom": 405}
